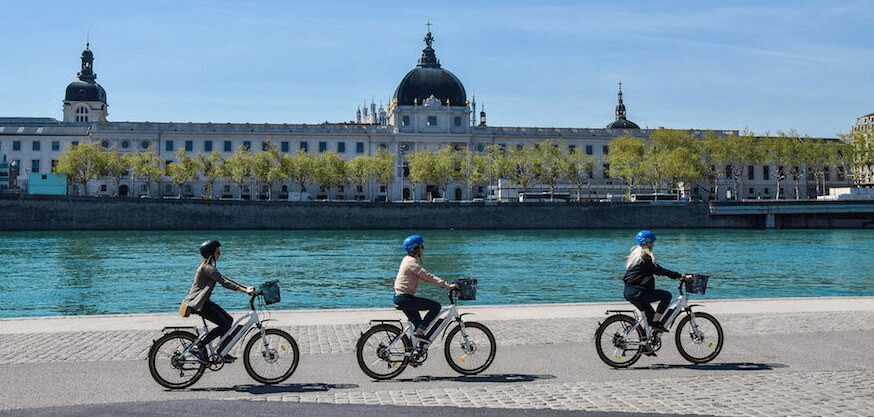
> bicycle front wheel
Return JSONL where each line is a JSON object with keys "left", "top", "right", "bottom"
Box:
{"left": 356, "top": 324, "right": 411, "bottom": 380}
{"left": 675, "top": 311, "right": 723, "bottom": 364}
{"left": 147, "top": 331, "right": 205, "bottom": 389}
{"left": 594, "top": 314, "right": 643, "bottom": 368}
{"left": 243, "top": 329, "right": 300, "bottom": 384}
{"left": 444, "top": 321, "right": 496, "bottom": 375}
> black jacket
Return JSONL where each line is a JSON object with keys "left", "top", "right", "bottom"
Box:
{"left": 622, "top": 253, "right": 681, "bottom": 289}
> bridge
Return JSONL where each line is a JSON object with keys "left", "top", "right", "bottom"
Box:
{"left": 709, "top": 200, "right": 874, "bottom": 228}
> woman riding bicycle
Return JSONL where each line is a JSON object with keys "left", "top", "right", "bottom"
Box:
{"left": 181, "top": 240, "right": 258, "bottom": 362}
{"left": 623, "top": 231, "right": 691, "bottom": 333}
{"left": 394, "top": 235, "right": 459, "bottom": 340}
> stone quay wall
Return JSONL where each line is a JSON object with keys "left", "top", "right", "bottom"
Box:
{"left": 1, "top": 195, "right": 763, "bottom": 231}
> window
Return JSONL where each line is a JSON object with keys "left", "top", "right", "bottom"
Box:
{"left": 319, "top": 142, "right": 327, "bottom": 152}
{"left": 402, "top": 116, "right": 410, "bottom": 126}
{"left": 568, "top": 145, "right": 576, "bottom": 154}
{"left": 764, "top": 188, "right": 770, "bottom": 197}
{"left": 101, "top": 140, "right": 109, "bottom": 148}
{"left": 748, "top": 165, "right": 755, "bottom": 180}
{"left": 13, "top": 141, "right": 21, "bottom": 151}
{"left": 281, "top": 141, "right": 289, "bottom": 153}
{"left": 356, "top": 142, "right": 364, "bottom": 153}
{"left": 603, "top": 163, "right": 611, "bottom": 178}
{"left": 725, "top": 165, "right": 732, "bottom": 179}
{"left": 141, "top": 141, "right": 150, "bottom": 150}
{"left": 32, "top": 141, "right": 41, "bottom": 151}
{"left": 31, "top": 160, "right": 40, "bottom": 173}
{"left": 51, "top": 160, "right": 58, "bottom": 172}
{"left": 185, "top": 141, "right": 193, "bottom": 152}
{"left": 243, "top": 141, "right": 251, "bottom": 151}
{"left": 300, "top": 142, "right": 308, "bottom": 152}
{"left": 72, "top": 141, "right": 79, "bottom": 146}
{"left": 454, "top": 116, "right": 461, "bottom": 126}
{"left": 204, "top": 141, "right": 213, "bottom": 152}
{"left": 585, "top": 145, "right": 593, "bottom": 155}
{"left": 121, "top": 140, "right": 129, "bottom": 149}
{"left": 75, "top": 106, "right": 90, "bottom": 122}
{"left": 337, "top": 142, "right": 346, "bottom": 153}
{"left": 262, "top": 142, "right": 270, "bottom": 151}
{"left": 427, "top": 116, "right": 437, "bottom": 126}
{"left": 165, "top": 140, "right": 174, "bottom": 152}
{"left": 602, "top": 145, "right": 609, "bottom": 155}
{"left": 224, "top": 141, "right": 232, "bottom": 152}
{"left": 824, "top": 166, "right": 831, "bottom": 181}
{"left": 763, "top": 165, "right": 770, "bottom": 181}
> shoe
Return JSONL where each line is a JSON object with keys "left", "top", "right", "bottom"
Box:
{"left": 643, "top": 349, "right": 658, "bottom": 357}
{"left": 189, "top": 345, "right": 207, "bottom": 363}
{"left": 652, "top": 322, "right": 670, "bottom": 333}
{"left": 222, "top": 354, "right": 237, "bottom": 363}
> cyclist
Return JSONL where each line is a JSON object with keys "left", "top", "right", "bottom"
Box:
{"left": 622, "top": 230, "right": 691, "bottom": 336}
{"left": 180, "top": 240, "right": 258, "bottom": 362}
{"left": 394, "top": 235, "right": 459, "bottom": 340}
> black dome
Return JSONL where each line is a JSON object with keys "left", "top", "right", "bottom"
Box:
{"left": 393, "top": 30, "right": 466, "bottom": 107}
{"left": 606, "top": 119, "right": 640, "bottom": 129}
{"left": 65, "top": 80, "right": 107, "bottom": 102}
{"left": 394, "top": 67, "right": 466, "bottom": 107}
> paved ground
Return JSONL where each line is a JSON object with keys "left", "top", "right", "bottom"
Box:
{"left": 1, "top": 297, "right": 873, "bottom": 416}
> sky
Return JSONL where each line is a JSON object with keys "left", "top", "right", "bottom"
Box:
{"left": 1, "top": 0, "right": 872, "bottom": 138}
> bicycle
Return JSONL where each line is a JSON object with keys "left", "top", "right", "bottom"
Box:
{"left": 355, "top": 279, "right": 496, "bottom": 380}
{"left": 594, "top": 274, "right": 723, "bottom": 368}
{"left": 147, "top": 281, "right": 300, "bottom": 389}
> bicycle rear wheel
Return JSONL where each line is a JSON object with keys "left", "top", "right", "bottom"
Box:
{"left": 444, "top": 321, "right": 496, "bottom": 375}
{"left": 356, "top": 324, "right": 411, "bottom": 380}
{"left": 243, "top": 329, "right": 300, "bottom": 384}
{"left": 594, "top": 314, "right": 643, "bottom": 368}
{"left": 675, "top": 312, "right": 723, "bottom": 364}
{"left": 147, "top": 331, "right": 205, "bottom": 389}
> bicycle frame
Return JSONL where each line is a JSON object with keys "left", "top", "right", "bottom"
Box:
{"left": 171, "top": 296, "right": 271, "bottom": 362}
{"left": 608, "top": 281, "right": 698, "bottom": 346}
{"left": 376, "top": 294, "right": 471, "bottom": 359}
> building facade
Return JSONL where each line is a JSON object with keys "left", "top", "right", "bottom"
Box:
{"left": 852, "top": 112, "right": 874, "bottom": 185}
{"left": 0, "top": 30, "right": 850, "bottom": 201}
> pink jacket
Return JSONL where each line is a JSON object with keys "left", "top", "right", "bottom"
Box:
{"left": 394, "top": 255, "right": 449, "bottom": 295}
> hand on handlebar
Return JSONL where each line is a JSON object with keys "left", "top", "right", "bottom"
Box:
{"left": 245, "top": 286, "right": 260, "bottom": 296}
{"left": 448, "top": 283, "right": 460, "bottom": 291}
{"left": 681, "top": 274, "right": 695, "bottom": 283}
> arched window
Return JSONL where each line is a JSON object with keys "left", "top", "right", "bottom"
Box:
{"left": 75, "top": 106, "right": 90, "bottom": 122}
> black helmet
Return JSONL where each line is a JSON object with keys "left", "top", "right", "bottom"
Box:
{"left": 199, "top": 240, "right": 221, "bottom": 258}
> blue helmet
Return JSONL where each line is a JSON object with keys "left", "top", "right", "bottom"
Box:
{"left": 635, "top": 230, "right": 656, "bottom": 245}
{"left": 403, "top": 235, "right": 424, "bottom": 253}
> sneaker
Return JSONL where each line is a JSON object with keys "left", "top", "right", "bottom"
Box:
{"left": 189, "top": 345, "right": 207, "bottom": 363}
{"left": 652, "top": 322, "right": 670, "bottom": 333}
{"left": 222, "top": 354, "right": 237, "bottom": 363}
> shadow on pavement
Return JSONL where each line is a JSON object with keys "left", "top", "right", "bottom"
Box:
{"left": 190, "top": 382, "right": 359, "bottom": 394}
{"left": 634, "top": 362, "right": 787, "bottom": 371}
{"left": 396, "top": 373, "right": 557, "bottom": 383}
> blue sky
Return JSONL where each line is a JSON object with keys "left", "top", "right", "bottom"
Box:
{"left": 1, "top": 0, "right": 872, "bottom": 138}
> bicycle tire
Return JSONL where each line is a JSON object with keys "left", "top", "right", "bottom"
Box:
{"left": 444, "top": 321, "right": 496, "bottom": 375}
{"left": 243, "top": 328, "right": 300, "bottom": 384}
{"left": 355, "top": 324, "right": 411, "bottom": 380}
{"left": 147, "top": 330, "right": 205, "bottom": 389}
{"left": 675, "top": 311, "right": 723, "bottom": 364}
{"left": 594, "top": 314, "right": 643, "bottom": 368}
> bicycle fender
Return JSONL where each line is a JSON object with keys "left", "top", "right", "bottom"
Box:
{"left": 686, "top": 304, "right": 704, "bottom": 309}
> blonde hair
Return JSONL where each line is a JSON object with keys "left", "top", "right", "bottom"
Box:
{"left": 625, "top": 244, "right": 655, "bottom": 270}
{"left": 198, "top": 255, "right": 216, "bottom": 268}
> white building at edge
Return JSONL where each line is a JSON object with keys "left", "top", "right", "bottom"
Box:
{"left": 0, "top": 30, "right": 853, "bottom": 202}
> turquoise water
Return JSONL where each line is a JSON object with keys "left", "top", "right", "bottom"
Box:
{"left": 0, "top": 229, "right": 872, "bottom": 318}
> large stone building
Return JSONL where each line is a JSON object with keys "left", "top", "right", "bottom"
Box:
{"left": 0, "top": 29, "right": 850, "bottom": 201}
{"left": 852, "top": 112, "right": 874, "bottom": 185}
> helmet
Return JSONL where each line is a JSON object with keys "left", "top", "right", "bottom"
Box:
{"left": 199, "top": 240, "right": 221, "bottom": 258}
{"left": 635, "top": 230, "right": 656, "bottom": 245}
{"left": 402, "top": 235, "right": 424, "bottom": 253}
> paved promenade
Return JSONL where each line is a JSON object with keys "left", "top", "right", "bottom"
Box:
{"left": 2, "top": 297, "right": 874, "bottom": 415}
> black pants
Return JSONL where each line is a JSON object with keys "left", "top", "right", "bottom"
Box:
{"left": 393, "top": 294, "right": 441, "bottom": 333}
{"left": 624, "top": 285, "right": 671, "bottom": 326}
{"left": 197, "top": 300, "right": 233, "bottom": 347}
